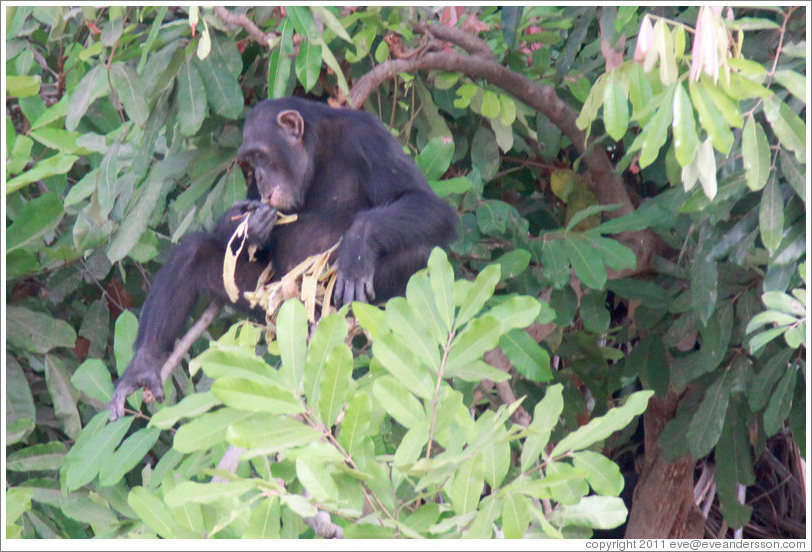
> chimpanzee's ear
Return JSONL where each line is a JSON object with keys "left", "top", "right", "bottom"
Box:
{"left": 276, "top": 110, "right": 305, "bottom": 143}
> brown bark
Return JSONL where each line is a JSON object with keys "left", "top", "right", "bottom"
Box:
{"left": 350, "top": 24, "right": 663, "bottom": 274}
{"left": 625, "top": 390, "right": 705, "bottom": 538}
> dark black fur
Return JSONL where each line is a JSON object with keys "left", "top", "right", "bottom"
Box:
{"left": 109, "top": 97, "right": 457, "bottom": 420}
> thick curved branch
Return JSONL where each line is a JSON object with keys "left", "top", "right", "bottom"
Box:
{"left": 415, "top": 23, "right": 497, "bottom": 61}
{"left": 350, "top": 34, "right": 664, "bottom": 272}
{"left": 351, "top": 52, "right": 632, "bottom": 215}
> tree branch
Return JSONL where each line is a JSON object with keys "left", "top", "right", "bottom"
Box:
{"left": 415, "top": 23, "right": 497, "bottom": 61}
{"left": 213, "top": 6, "right": 272, "bottom": 47}
{"left": 159, "top": 303, "right": 221, "bottom": 384}
{"left": 350, "top": 25, "right": 664, "bottom": 272}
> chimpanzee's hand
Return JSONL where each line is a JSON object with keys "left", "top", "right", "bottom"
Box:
{"left": 334, "top": 246, "right": 376, "bottom": 305}
{"left": 109, "top": 349, "right": 167, "bottom": 421}
{"left": 217, "top": 200, "right": 278, "bottom": 245}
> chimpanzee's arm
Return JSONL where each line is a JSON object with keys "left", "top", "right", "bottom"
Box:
{"left": 109, "top": 201, "right": 277, "bottom": 420}
{"left": 334, "top": 189, "right": 457, "bottom": 305}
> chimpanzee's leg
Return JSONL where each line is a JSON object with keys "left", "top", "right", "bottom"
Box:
{"left": 371, "top": 245, "right": 436, "bottom": 303}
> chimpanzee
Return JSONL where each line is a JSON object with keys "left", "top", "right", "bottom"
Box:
{"left": 109, "top": 97, "right": 458, "bottom": 420}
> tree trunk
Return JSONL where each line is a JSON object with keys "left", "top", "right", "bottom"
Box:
{"left": 625, "top": 390, "right": 706, "bottom": 538}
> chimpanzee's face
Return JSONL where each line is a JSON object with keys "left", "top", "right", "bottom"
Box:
{"left": 238, "top": 108, "right": 309, "bottom": 211}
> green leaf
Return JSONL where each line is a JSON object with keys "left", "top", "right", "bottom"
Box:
{"left": 759, "top": 176, "right": 784, "bottom": 254}
{"left": 406, "top": 271, "right": 448, "bottom": 345}
{"left": 541, "top": 238, "right": 570, "bottom": 288}
{"left": 772, "top": 70, "right": 807, "bottom": 104}
{"left": 687, "top": 372, "right": 732, "bottom": 458}
{"left": 212, "top": 377, "right": 304, "bottom": 415}
{"left": 110, "top": 62, "right": 148, "bottom": 126}
{"left": 690, "top": 259, "right": 718, "bottom": 325}
{"left": 580, "top": 290, "right": 610, "bottom": 333}
{"left": 480, "top": 90, "right": 501, "bottom": 119}
{"left": 763, "top": 368, "right": 796, "bottom": 436}
{"left": 150, "top": 391, "right": 221, "bottom": 429}
{"left": 268, "top": 20, "right": 294, "bottom": 99}
{"left": 5, "top": 193, "right": 64, "bottom": 253}
{"left": 498, "top": 329, "right": 552, "bottom": 382}
{"left": 654, "top": 19, "right": 678, "bottom": 85}
{"left": 590, "top": 236, "right": 637, "bottom": 271}
{"left": 296, "top": 457, "right": 339, "bottom": 503}
{"left": 6, "top": 153, "right": 78, "bottom": 194}
{"left": 742, "top": 116, "right": 771, "bottom": 191}
{"left": 371, "top": 375, "right": 426, "bottom": 429}
{"left": 71, "top": 359, "right": 114, "bottom": 403}
{"left": 748, "top": 350, "right": 794, "bottom": 412}
{"left": 565, "top": 238, "right": 607, "bottom": 289}
{"left": 501, "top": 492, "right": 531, "bottom": 538}
{"left": 337, "top": 392, "right": 372, "bottom": 453}
{"left": 471, "top": 127, "right": 500, "bottom": 181}
{"left": 176, "top": 59, "right": 207, "bottom": 136}
{"left": 521, "top": 384, "right": 564, "bottom": 472}
{"left": 318, "top": 346, "right": 353, "bottom": 427}
{"left": 449, "top": 453, "right": 485, "bottom": 515}
{"left": 672, "top": 82, "right": 699, "bottom": 166}
{"left": 6, "top": 306, "right": 76, "bottom": 354}
{"left": 245, "top": 497, "right": 281, "bottom": 538}
{"left": 173, "top": 408, "right": 251, "bottom": 453}
{"left": 373, "top": 333, "right": 435, "bottom": 401}
{"left": 294, "top": 38, "right": 322, "bottom": 92}
{"left": 195, "top": 54, "right": 243, "bottom": 120}
{"left": 416, "top": 135, "right": 454, "bottom": 181}
{"left": 227, "top": 415, "right": 321, "bottom": 458}
{"left": 165, "top": 480, "right": 254, "bottom": 507}
{"left": 566, "top": 203, "right": 623, "bottom": 233}
{"left": 427, "top": 248, "right": 455, "bottom": 332}
{"left": 455, "top": 264, "right": 500, "bottom": 328}
{"left": 689, "top": 79, "right": 734, "bottom": 154}
{"left": 444, "top": 316, "right": 502, "bottom": 377}
{"left": 763, "top": 94, "right": 805, "bottom": 162}
{"left": 29, "top": 128, "right": 85, "bottom": 154}
{"left": 277, "top": 299, "right": 307, "bottom": 393}
{"left": 780, "top": 150, "right": 806, "bottom": 203}
{"left": 319, "top": 40, "right": 350, "bottom": 99}
{"left": 386, "top": 297, "right": 440, "bottom": 371}
{"left": 551, "top": 390, "right": 653, "bottom": 456}
{"left": 351, "top": 301, "right": 387, "bottom": 341}
{"left": 701, "top": 76, "right": 743, "bottom": 128}
{"left": 639, "top": 84, "right": 675, "bottom": 168}
{"left": 64, "top": 417, "right": 133, "bottom": 491}
{"left": 7, "top": 74, "right": 41, "bottom": 97}
{"left": 485, "top": 295, "right": 542, "bottom": 333}
{"left": 572, "top": 451, "right": 624, "bottom": 496}
{"left": 603, "top": 76, "right": 629, "bottom": 141}
{"left": 99, "top": 427, "right": 161, "bottom": 487}
{"left": 304, "top": 313, "right": 349, "bottom": 409}
{"left": 310, "top": 6, "right": 352, "bottom": 42}
{"left": 6, "top": 442, "right": 66, "bottom": 472}
{"left": 394, "top": 421, "right": 429, "bottom": 467}
{"left": 128, "top": 486, "right": 177, "bottom": 538}
{"left": 65, "top": 65, "right": 106, "bottom": 131}
{"left": 549, "top": 495, "right": 627, "bottom": 529}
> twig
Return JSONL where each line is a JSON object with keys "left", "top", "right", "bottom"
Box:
{"left": 213, "top": 6, "right": 272, "bottom": 47}
{"left": 159, "top": 303, "right": 221, "bottom": 383}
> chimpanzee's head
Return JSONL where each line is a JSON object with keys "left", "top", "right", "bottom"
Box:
{"left": 238, "top": 104, "right": 310, "bottom": 211}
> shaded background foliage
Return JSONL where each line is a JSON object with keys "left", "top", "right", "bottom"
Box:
{"left": 4, "top": 5, "right": 807, "bottom": 540}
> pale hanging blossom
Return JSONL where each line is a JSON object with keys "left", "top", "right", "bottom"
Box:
{"left": 634, "top": 16, "right": 654, "bottom": 63}
{"left": 690, "top": 6, "right": 725, "bottom": 82}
